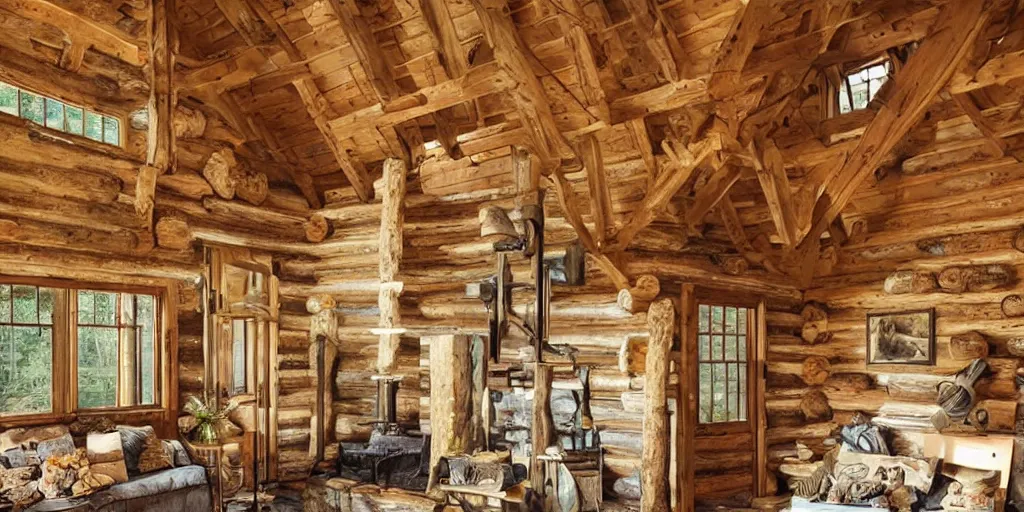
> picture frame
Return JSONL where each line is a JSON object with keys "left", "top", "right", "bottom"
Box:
{"left": 866, "top": 308, "right": 935, "bottom": 365}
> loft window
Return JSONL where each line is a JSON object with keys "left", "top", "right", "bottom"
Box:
{"left": 0, "top": 281, "right": 161, "bottom": 419}
{"left": 697, "top": 304, "right": 750, "bottom": 424}
{"left": 837, "top": 61, "right": 892, "bottom": 114}
{"left": 0, "top": 81, "right": 121, "bottom": 146}
{"left": 76, "top": 291, "right": 157, "bottom": 409}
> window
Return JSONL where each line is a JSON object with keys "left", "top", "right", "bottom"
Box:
{"left": 230, "top": 318, "right": 252, "bottom": 396}
{"left": 0, "top": 81, "right": 121, "bottom": 146}
{"left": 837, "top": 61, "right": 891, "bottom": 114}
{"left": 697, "top": 304, "right": 750, "bottom": 424}
{"left": 0, "top": 281, "right": 160, "bottom": 418}
{"left": 0, "top": 285, "right": 55, "bottom": 415}
{"left": 77, "top": 291, "right": 156, "bottom": 409}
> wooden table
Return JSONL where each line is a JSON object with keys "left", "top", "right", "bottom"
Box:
{"left": 185, "top": 438, "right": 243, "bottom": 512}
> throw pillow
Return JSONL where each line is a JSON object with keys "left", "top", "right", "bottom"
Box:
{"left": 0, "top": 464, "right": 42, "bottom": 509}
{"left": 38, "top": 453, "right": 79, "bottom": 499}
{"left": 116, "top": 425, "right": 171, "bottom": 474}
{"left": 70, "top": 449, "right": 115, "bottom": 497}
{"left": 162, "top": 440, "right": 191, "bottom": 467}
{"left": 36, "top": 433, "right": 76, "bottom": 461}
{"left": 87, "top": 432, "right": 129, "bottom": 483}
{"left": 940, "top": 463, "right": 998, "bottom": 512}
{"left": 0, "top": 424, "right": 69, "bottom": 452}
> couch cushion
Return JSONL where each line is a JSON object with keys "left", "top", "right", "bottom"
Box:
{"left": 26, "top": 465, "right": 208, "bottom": 512}
{"left": 115, "top": 426, "right": 170, "bottom": 475}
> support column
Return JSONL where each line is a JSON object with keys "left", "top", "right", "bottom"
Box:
{"left": 677, "top": 285, "right": 696, "bottom": 512}
{"left": 307, "top": 295, "right": 339, "bottom": 461}
{"left": 643, "top": 298, "right": 674, "bottom": 511}
{"left": 427, "top": 335, "right": 472, "bottom": 482}
{"left": 531, "top": 362, "right": 554, "bottom": 491}
{"left": 376, "top": 157, "right": 407, "bottom": 375}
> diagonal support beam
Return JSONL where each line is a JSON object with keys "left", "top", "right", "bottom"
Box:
{"left": 327, "top": 0, "right": 402, "bottom": 103}
{"left": 293, "top": 79, "right": 374, "bottom": 203}
{"left": 684, "top": 165, "right": 742, "bottom": 235}
{"left": 608, "top": 133, "right": 723, "bottom": 251}
{"left": 796, "top": 0, "right": 990, "bottom": 257}
{"left": 750, "top": 135, "right": 799, "bottom": 246}
{"left": 708, "top": 0, "right": 771, "bottom": 100}
{"left": 577, "top": 134, "right": 615, "bottom": 246}
{"left": 621, "top": 0, "right": 684, "bottom": 82}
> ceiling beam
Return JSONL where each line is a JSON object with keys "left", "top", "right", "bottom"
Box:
{"left": 293, "top": 79, "right": 373, "bottom": 203}
{"left": 0, "top": 0, "right": 144, "bottom": 66}
{"left": 795, "top": 0, "right": 990, "bottom": 257}
{"left": 951, "top": 91, "right": 1013, "bottom": 159}
{"left": 557, "top": 1, "right": 610, "bottom": 124}
{"left": 708, "top": 0, "right": 771, "bottom": 100}
{"left": 683, "top": 165, "right": 743, "bottom": 235}
{"left": 469, "top": 0, "right": 572, "bottom": 168}
{"left": 750, "top": 135, "right": 799, "bottom": 247}
{"left": 620, "top": 0, "right": 684, "bottom": 82}
{"left": 326, "top": 0, "right": 402, "bottom": 104}
{"left": 577, "top": 134, "right": 614, "bottom": 246}
{"left": 418, "top": 0, "right": 471, "bottom": 160}
{"left": 608, "top": 133, "right": 723, "bottom": 251}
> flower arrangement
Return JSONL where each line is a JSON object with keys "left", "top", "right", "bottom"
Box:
{"left": 183, "top": 395, "right": 239, "bottom": 444}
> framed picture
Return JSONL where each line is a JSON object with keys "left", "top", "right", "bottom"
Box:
{"left": 866, "top": 309, "right": 935, "bottom": 365}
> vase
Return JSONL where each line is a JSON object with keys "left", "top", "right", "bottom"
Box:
{"left": 197, "top": 422, "right": 218, "bottom": 444}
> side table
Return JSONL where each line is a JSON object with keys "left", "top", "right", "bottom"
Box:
{"left": 185, "top": 438, "right": 243, "bottom": 512}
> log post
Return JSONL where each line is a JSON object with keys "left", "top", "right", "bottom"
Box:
{"left": 376, "top": 157, "right": 407, "bottom": 375}
{"left": 134, "top": 165, "right": 159, "bottom": 228}
{"left": 304, "top": 213, "right": 333, "bottom": 243}
{"left": 643, "top": 298, "right": 674, "bottom": 511}
{"left": 531, "top": 362, "right": 554, "bottom": 491}
{"left": 154, "top": 216, "right": 191, "bottom": 250}
{"left": 617, "top": 274, "right": 660, "bottom": 314}
{"left": 307, "top": 295, "right": 340, "bottom": 462}
{"left": 427, "top": 335, "right": 472, "bottom": 487}
{"left": 677, "top": 285, "right": 696, "bottom": 512}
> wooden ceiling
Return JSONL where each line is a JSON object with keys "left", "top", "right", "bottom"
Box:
{"left": 2, "top": 0, "right": 1024, "bottom": 283}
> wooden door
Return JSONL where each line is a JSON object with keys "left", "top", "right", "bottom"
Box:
{"left": 689, "top": 303, "right": 758, "bottom": 508}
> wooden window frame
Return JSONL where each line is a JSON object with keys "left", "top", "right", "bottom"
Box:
{"left": 695, "top": 303, "right": 754, "bottom": 430}
{"left": 0, "top": 276, "right": 167, "bottom": 427}
{"left": 0, "top": 80, "right": 124, "bottom": 147}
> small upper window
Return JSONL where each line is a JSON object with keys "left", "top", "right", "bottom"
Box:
{"left": 0, "top": 81, "right": 121, "bottom": 147}
{"left": 837, "top": 61, "right": 891, "bottom": 114}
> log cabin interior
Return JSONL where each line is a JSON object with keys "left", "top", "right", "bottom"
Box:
{"left": 2, "top": 0, "right": 1024, "bottom": 511}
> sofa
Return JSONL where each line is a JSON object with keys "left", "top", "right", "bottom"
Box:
{"left": 0, "top": 423, "right": 211, "bottom": 512}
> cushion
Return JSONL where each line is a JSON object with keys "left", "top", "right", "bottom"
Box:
{"left": 115, "top": 426, "right": 170, "bottom": 475}
{"left": 36, "top": 434, "right": 76, "bottom": 462}
{"left": 827, "top": 451, "right": 938, "bottom": 505}
{"left": 87, "top": 432, "right": 128, "bottom": 484}
{"left": 939, "top": 463, "right": 999, "bottom": 512}
{"left": 0, "top": 425, "right": 69, "bottom": 452}
{"left": 0, "top": 464, "right": 42, "bottom": 509}
{"left": 162, "top": 440, "right": 191, "bottom": 467}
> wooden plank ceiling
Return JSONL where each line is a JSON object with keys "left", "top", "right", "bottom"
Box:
{"left": 170, "top": 0, "right": 1024, "bottom": 277}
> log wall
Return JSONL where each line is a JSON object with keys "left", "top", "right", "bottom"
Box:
{"left": 766, "top": 159, "right": 1024, "bottom": 493}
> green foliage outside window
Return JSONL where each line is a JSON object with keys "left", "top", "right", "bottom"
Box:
{"left": 697, "top": 304, "right": 749, "bottom": 424}
{"left": 0, "top": 80, "right": 121, "bottom": 146}
{"left": 0, "top": 285, "right": 54, "bottom": 415}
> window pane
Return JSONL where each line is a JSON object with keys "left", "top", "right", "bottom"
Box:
{"left": 738, "top": 308, "right": 747, "bottom": 335}
{"left": 738, "top": 335, "right": 747, "bottom": 361}
{"left": 38, "top": 288, "right": 54, "bottom": 325}
{"left": 20, "top": 91, "right": 44, "bottom": 124}
{"left": 45, "top": 99, "right": 64, "bottom": 131}
{"left": 838, "top": 82, "right": 851, "bottom": 114}
{"left": 12, "top": 286, "right": 38, "bottom": 324}
{"left": 698, "top": 334, "right": 710, "bottom": 360}
{"left": 713, "top": 363, "right": 726, "bottom": 422}
{"left": 138, "top": 295, "right": 155, "bottom": 405}
{"left": 725, "top": 307, "right": 737, "bottom": 334}
{"left": 66, "top": 106, "right": 84, "bottom": 135}
{"left": 0, "top": 326, "right": 52, "bottom": 415}
{"left": 727, "top": 363, "right": 739, "bottom": 420}
{"left": 85, "top": 111, "right": 103, "bottom": 141}
{"left": 699, "top": 363, "right": 712, "bottom": 423}
{"left": 698, "top": 304, "right": 709, "bottom": 332}
{"left": 93, "top": 292, "right": 116, "bottom": 325}
{"left": 711, "top": 306, "right": 723, "bottom": 333}
{"left": 0, "top": 285, "right": 9, "bottom": 323}
{"left": 78, "top": 290, "right": 94, "bottom": 324}
{"left": 739, "top": 364, "right": 747, "bottom": 421}
{"left": 0, "top": 82, "right": 17, "bottom": 116}
{"left": 102, "top": 116, "right": 119, "bottom": 145}
{"left": 724, "top": 335, "right": 737, "bottom": 360}
{"left": 78, "top": 326, "right": 118, "bottom": 408}
{"left": 711, "top": 335, "right": 722, "bottom": 360}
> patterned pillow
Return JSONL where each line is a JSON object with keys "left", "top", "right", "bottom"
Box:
{"left": 116, "top": 426, "right": 171, "bottom": 474}
{"left": 87, "top": 432, "right": 128, "bottom": 483}
{"left": 0, "top": 465, "right": 41, "bottom": 508}
{"left": 36, "top": 433, "right": 76, "bottom": 462}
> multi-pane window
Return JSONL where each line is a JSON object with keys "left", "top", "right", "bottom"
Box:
{"left": 0, "top": 282, "right": 159, "bottom": 418}
{"left": 697, "top": 304, "right": 749, "bottom": 424}
{"left": 0, "top": 285, "right": 55, "bottom": 415}
{"left": 77, "top": 291, "right": 156, "bottom": 409}
{"left": 838, "top": 61, "right": 891, "bottom": 114}
{"left": 0, "top": 81, "right": 120, "bottom": 146}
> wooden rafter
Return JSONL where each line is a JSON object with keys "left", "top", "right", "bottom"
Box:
{"left": 418, "top": 0, "right": 470, "bottom": 160}
{"left": 556, "top": 0, "right": 610, "bottom": 123}
{"left": 796, "top": 0, "right": 990, "bottom": 257}
{"left": 577, "top": 134, "right": 614, "bottom": 245}
{"left": 608, "top": 133, "right": 723, "bottom": 251}
{"left": 0, "top": 0, "right": 144, "bottom": 66}
{"left": 708, "top": 0, "right": 771, "bottom": 100}
{"left": 950, "top": 48, "right": 1024, "bottom": 93}
{"left": 951, "top": 91, "right": 1018, "bottom": 161}
{"left": 549, "top": 170, "right": 630, "bottom": 290}
{"left": 620, "top": 0, "right": 684, "bottom": 82}
{"left": 470, "top": 0, "right": 571, "bottom": 168}
{"left": 750, "top": 136, "right": 799, "bottom": 246}
{"left": 326, "top": 0, "right": 401, "bottom": 104}
{"left": 293, "top": 79, "right": 373, "bottom": 203}
{"left": 684, "top": 165, "right": 742, "bottom": 235}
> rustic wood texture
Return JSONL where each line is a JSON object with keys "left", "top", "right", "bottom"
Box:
{"left": 642, "top": 298, "right": 674, "bottom": 511}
